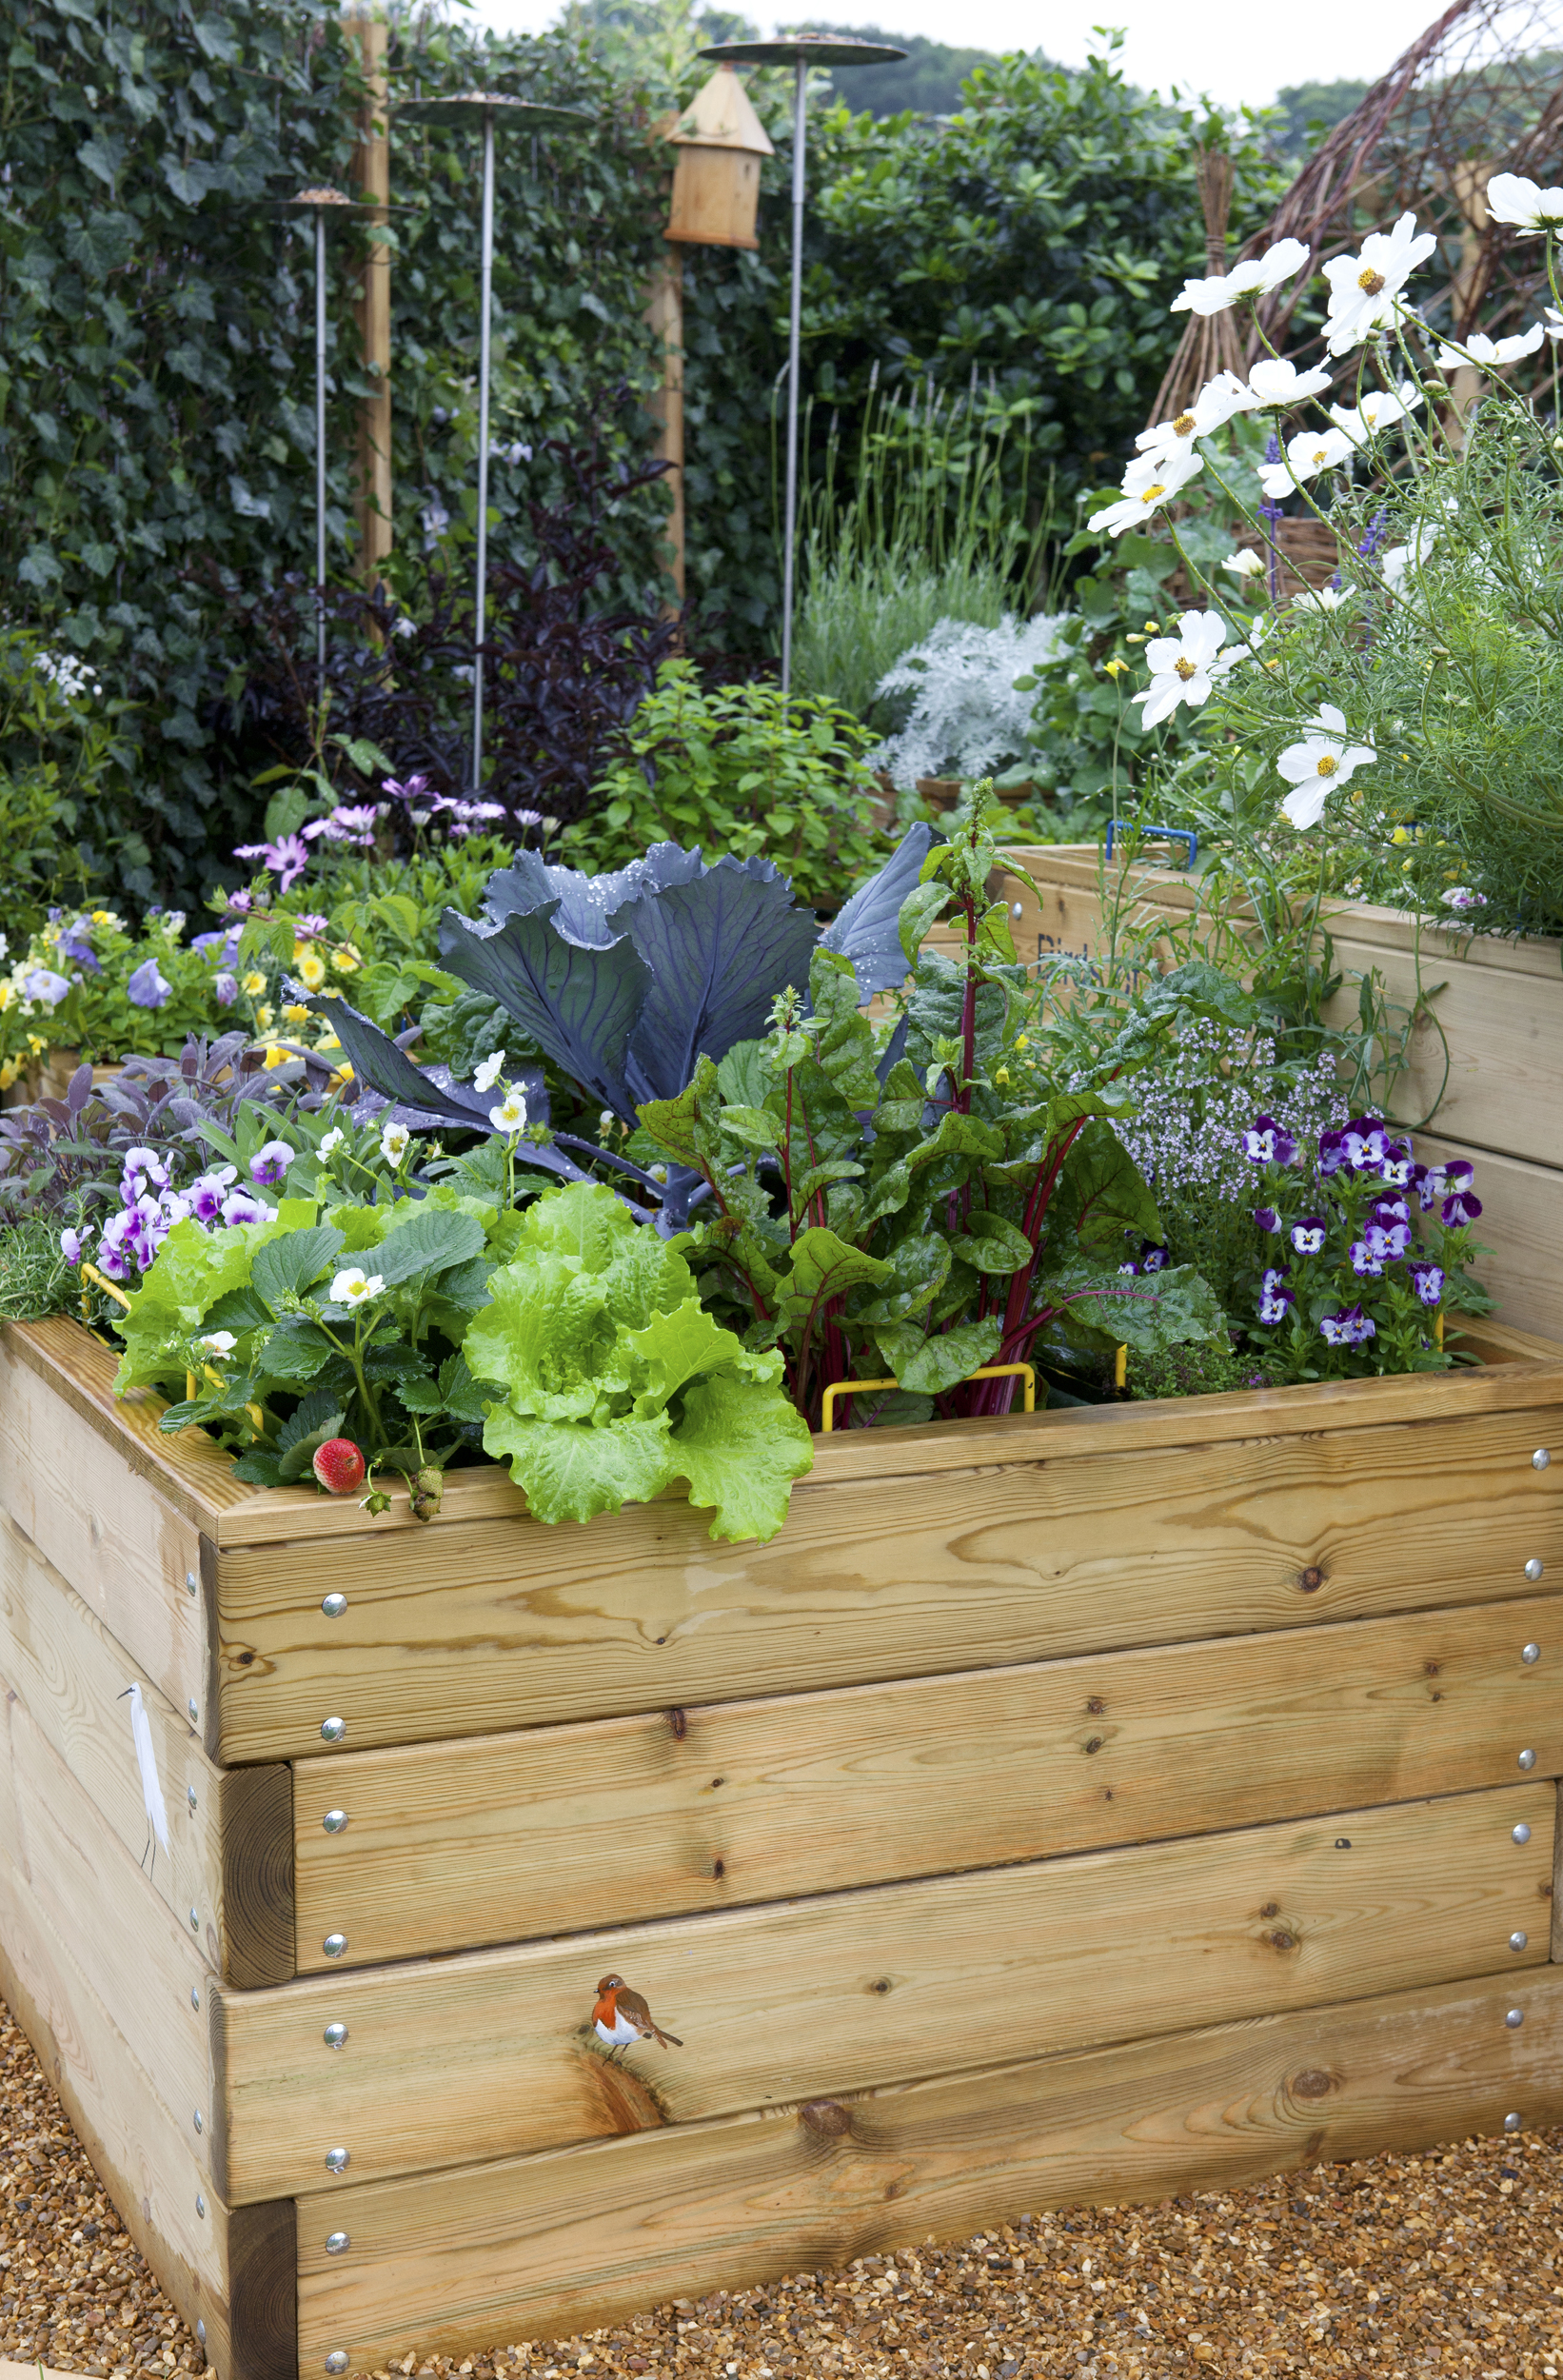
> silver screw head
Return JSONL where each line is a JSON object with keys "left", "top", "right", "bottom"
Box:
{"left": 324, "top": 2022, "right": 348, "bottom": 2049}
{"left": 1534, "top": 1449, "right": 1552, "bottom": 1470}
{"left": 1511, "top": 1931, "right": 1530, "bottom": 1952}
{"left": 195, "top": 2192, "right": 207, "bottom": 2217}
{"left": 322, "top": 1592, "right": 347, "bottom": 1618}
{"left": 188, "top": 1697, "right": 199, "bottom": 1723}
{"left": 324, "top": 1932, "right": 348, "bottom": 1958}
{"left": 1518, "top": 1748, "right": 1537, "bottom": 1770}
{"left": 1506, "top": 2008, "right": 1525, "bottom": 2028}
{"left": 187, "top": 1782, "right": 198, "bottom": 1811}
{"left": 326, "top": 2354, "right": 351, "bottom": 2374}
{"left": 188, "top": 1906, "right": 200, "bottom": 1932}
{"left": 1514, "top": 1822, "right": 1533, "bottom": 1844}
{"left": 325, "top": 2146, "right": 350, "bottom": 2173}
{"left": 323, "top": 1808, "right": 348, "bottom": 1835}
{"left": 190, "top": 1985, "right": 201, "bottom": 2012}
{"left": 1523, "top": 1642, "right": 1542, "bottom": 1664}
{"left": 1525, "top": 1557, "right": 1546, "bottom": 1581}
{"left": 326, "top": 2231, "right": 350, "bottom": 2256}
{"left": 321, "top": 1716, "right": 347, "bottom": 1742}
{"left": 186, "top": 1569, "right": 198, "bottom": 1597}
{"left": 1504, "top": 2112, "right": 1523, "bottom": 2132}
{"left": 196, "top": 2322, "right": 207, "bottom": 2347}
{"left": 192, "top": 2109, "right": 203, "bottom": 2133}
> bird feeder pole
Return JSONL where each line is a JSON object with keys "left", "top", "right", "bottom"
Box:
{"left": 696, "top": 36, "right": 904, "bottom": 695}
{"left": 346, "top": 10, "right": 394, "bottom": 589}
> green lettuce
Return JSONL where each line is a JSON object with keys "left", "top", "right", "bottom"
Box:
{"left": 464, "top": 1182, "right": 812, "bottom": 1542}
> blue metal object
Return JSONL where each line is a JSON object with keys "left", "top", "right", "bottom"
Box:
{"left": 1105, "top": 823, "right": 1197, "bottom": 868}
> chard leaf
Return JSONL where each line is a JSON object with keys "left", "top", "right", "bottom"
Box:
{"left": 718, "top": 1103, "right": 782, "bottom": 1152}
{"left": 877, "top": 1315, "right": 1002, "bottom": 1394}
{"left": 896, "top": 879, "right": 950, "bottom": 968}
{"left": 953, "top": 1212, "right": 1035, "bottom": 1274}
{"left": 671, "top": 1373, "right": 815, "bottom": 1543}
{"left": 776, "top": 1227, "right": 892, "bottom": 1331}
{"left": 716, "top": 1039, "right": 770, "bottom": 1105}
{"left": 1043, "top": 1258, "right": 1225, "bottom": 1354}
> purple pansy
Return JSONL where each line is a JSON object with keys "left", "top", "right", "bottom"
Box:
{"left": 188, "top": 1168, "right": 236, "bottom": 1224}
{"left": 1442, "top": 1189, "right": 1483, "bottom": 1227}
{"left": 121, "top": 1146, "right": 168, "bottom": 1199}
{"left": 214, "top": 971, "right": 238, "bottom": 1008}
{"left": 1254, "top": 1207, "right": 1281, "bottom": 1234}
{"left": 1349, "top": 1239, "right": 1384, "bottom": 1278}
{"left": 1138, "top": 1241, "right": 1170, "bottom": 1272}
{"left": 1341, "top": 1119, "right": 1393, "bottom": 1171}
{"left": 1256, "top": 1266, "right": 1295, "bottom": 1325}
{"left": 221, "top": 1189, "right": 273, "bottom": 1227}
{"left": 1378, "top": 1145, "right": 1415, "bottom": 1186}
{"left": 127, "top": 957, "right": 171, "bottom": 1009}
{"left": 1363, "top": 1215, "right": 1412, "bottom": 1262}
{"left": 59, "top": 1224, "right": 92, "bottom": 1266}
{"left": 1316, "top": 1129, "right": 1348, "bottom": 1176}
{"left": 1290, "top": 1217, "right": 1326, "bottom": 1255}
{"left": 1408, "top": 1259, "right": 1445, "bottom": 1306}
{"left": 1242, "top": 1116, "right": 1298, "bottom": 1165}
{"left": 1320, "top": 1303, "right": 1376, "bottom": 1346}
{"left": 249, "top": 1140, "right": 295, "bottom": 1187}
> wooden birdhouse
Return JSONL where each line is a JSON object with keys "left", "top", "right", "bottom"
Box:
{"left": 663, "top": 63, "right": 774, "bottom": 250}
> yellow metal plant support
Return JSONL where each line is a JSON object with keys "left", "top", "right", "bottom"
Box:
{"left": 821, "top": 1362, "right": 1036, "bottom": 1435}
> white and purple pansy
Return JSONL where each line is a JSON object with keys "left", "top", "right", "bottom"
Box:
{"left": 1290, "top": 1217, "right": 1327, "bottom": 1255}
{"left": 1320, "top": 1303, "right": 1376, "bottom": 1346}
{"left": 222, "top": 1189, "right": 273, "bottom": 1228}
{"left": 1408, "top": 1259, "right": 1445, "bottom": 1307}
{"left": 1254, "top": 1206, "right": 1281, "bottom": 1234}
{"left": 1256, "top": 1266, "right": 1295, "bottom": 1324}
{"left": 1378, "top": 1144, "right": 1415, "bottom": 1186}
{"left": 1138, "top": 1241, "right": 1170, "bottom": 1272}
{"left": 1341, "top": 1118, "right": 1393, "bottom": 1170}
{"left": 188, "top": 1167, "right": 237, "bottom": 1223}
{"left": 1242, "top": 1116, "right": 1298, "bottom": 1165}
{"left": 249, "top": 1139, "right": 296, "bottom": 1188}
{"left": 1316, "top": 1129, "right": 1348, "bottom": 1177}
{"left": 1442, "top": 1185, "right": 1483, "bottom": 1227}
{"left": 1349, "top": 1237, "right": 1384, "bottom": 1278}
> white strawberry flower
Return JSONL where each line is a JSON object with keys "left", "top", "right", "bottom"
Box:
{"left": 380, "top": 1119, "right": 411, "bottom": 1164}
{"left": 1133, "top": 610, "right": 1235, "bottom": 727}
{"left": 1276, "top": 705, "right": 1376, "bottom": 829}
{"left": 1258, "top": 426, "right": 1356, "bottom": 499}
{"left": 489, "top": 1086, "right": 529, "bottom": 1134}
{"left": 1322, "top": 214, "right": 1436, "bottom": 355}
{"left": 319, "top": 1126, "right": 346, "bottom": 1158}
{"left": 1244, "top": 357, "right": 1333, "bottom": 407}
{"left": 329, "top": 1268, "right": 385, "bottom": 1307}
{"left": 472, "top": 1049, "right": 506, "bottom": 1094}
{"left": 199, "top": 1331, "right": 238, "bottom": 1356}
{"left": 1170, "top": 237, "right": 1310, "bottom": 318}
{"left": 1486, "top": 172, "right": 1563, "bottom": 234}
{"left": 1434, "top": 324, "right": 1546, "bottom": 370}
{"left": 1088, "top": 450, "right": 1203, "bottom": 538}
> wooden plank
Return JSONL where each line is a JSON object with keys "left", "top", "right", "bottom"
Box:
{"left": 0, "top": 1507, "right": 292, "bottom": 1985}
{"left": 1554, "top": 1782, "right": 1563, "bottom": 1963}
{"left": 0, "top": 1662, "right": 219, "bottom": 2185}
{"left": 218, "top": 1400, "right": 1563, "bottom": 1761}
{"left": 218, "top": 1781, "right": 1553, "bottom": 2202}
{"left": 1418, "top": 1132, "right": 1563, "bottom": 1345}
{"left": 0, "top": 1327, "right": 210, "bottom": 1726}
{"left": 296, "top": 1962, "right": 1563, "bottom": 2366}
{"left": 294, "top": 1590, "right": 1563, "bottom": 1968}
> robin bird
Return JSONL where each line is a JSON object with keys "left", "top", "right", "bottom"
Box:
{"left": 593, "top": 1973, "right": 683, "bottom": 2058}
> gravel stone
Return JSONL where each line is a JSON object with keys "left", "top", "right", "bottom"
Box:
{"left": 5, "top": 1997, "right": 1562, "bottom": 2377}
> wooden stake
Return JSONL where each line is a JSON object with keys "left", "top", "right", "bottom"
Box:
{"left": 347, "top": 11, "right": 393, "bottom": 586}
{"left": 645, "top": 245, "right": 685, "bottom": 605}
{"left": 1448, "top": 161, "right": 1493, "bottom": 438}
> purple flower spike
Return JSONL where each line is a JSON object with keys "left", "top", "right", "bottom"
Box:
{"left": 1442, "top": 1190, "right": 1483, "bottom": 1227}
{"left": 1408, "top": 1259, "right": 1445, "bottom": 1306}
{"left": 1242, "top": 1116, "right": 1298, "bottom": 1166}
{"left": 1254, "top": 1206, "right": 1281, "bottom": 1234}
{"left": 127, "top": 957, "right": 171, "bottom": 1009}
{"left": 1290, "top": 1217, "right": 1326, "bottom": 1255}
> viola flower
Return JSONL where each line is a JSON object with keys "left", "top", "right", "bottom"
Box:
{"left": 1442, "top": 1187, "right": 1483, "bottom": 1227}
{"left": 96, "top": 1212, "right": 138, "bottom": 1279}
{"left": 1340, "top": 1120, "right": 1392, "bottom": 1170}
{"left": 1133, "top": 609, "right": 1237, "bottom": 726}
{"left": 1257, "top": 1267, "right": 1295, "bottom": 1325}
{"left": 1441, "top": 885, "right": 1488, "bottom": 911}
{"left": 1317, "top": 1130, "right": 1348, "bottom": 1176}
{"left": 329, "top": 1267, "right": 386, "bottom": 1308}
{"left": 1242, "top": 1117, "right": 1298, "bottom": 1165}
{"left": 59, "top": 1224, "right": 93, "bottom": 1266}
{"left": 1170, "top": 237, "right": 1309, "bottom": 317}
{"left": 380, "top": 1120, "right": 411, "bottom": 1165}
{"left": 1088, "top": 450, "right": 1203, "bottom": 538}
{"left": 1322, "top": 213, "right": 1437, "bottom": 354}
{"left": 1290, "top": 1217, "right": 1326, "bottom": 1255}
{"left": 188, "top": 1168, "right": 236, "bottom": 1223}
{"left": 249, "top": 1140, "right": 295, "bottom": 1187}
{"left": 1408, "top": 1259, "right": 1445, "bottom": 1306}
{"left": 1350, "top": 1238, "right": 1384, "bottom": 1277}
{"left": 221, "top": 1189, "right": 273, "bottom": 1227}
{"left": 489, "top": 1086, "right": 529, "bottom": 1135}
{"left": 1118, "top": 1259, "right": 1139, "bottom": 1276}
{"left": 1244, "top": 357, "right": 1334, "bottom": 407}
{"left": 1434, "top": 325, "right": 1546, "bottom": 371}
{"left": 1486, "top": 171, "right": 1563, "bottom": 233}
{"left": 1138, "top": 1242, "right": 1170, "bottom": 1272}
{"left": 1255, "top": 1206, "right": 1281, "bottom": 1234}
{"left": 1277, "top": 705, "right": 1375, "bottom": 829}
{"left": 1257, "top": 426, "right": 1355, "bottom": 500}
{"left": 1321, "top": 1303, "right": 1376, "bottom": 1346}
{"left": 122, "top": 1146, "right": 169, "bottom": 1199}
{"left": 1378, "top": 1148, "right": 1415, "bottom": 1186}
{"left": 319, "top": 1127, "right": 346, "bottom": 1160}
{"left": 473, "top": 1050, "right": 506, "bottom": 1095}
{"left": 1363, "top": 1214, "right": 1412, "bottom": 1261}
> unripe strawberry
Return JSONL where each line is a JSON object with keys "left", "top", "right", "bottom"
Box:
{"left": 409, "top": 1465, "right": 445, "bottom": 1524}
{"left": 312, "top": 1438, "right": 366, "bottom": 1495}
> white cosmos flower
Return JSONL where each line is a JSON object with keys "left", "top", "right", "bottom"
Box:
{"left": 489, "top": 1087, "right": 529, "bottom": 1134}
{"left": 1133, "top": 610, "right": 1235, "bottom": 726}
{"left": 1276, "top": 704, "right": 1375, "bottom": 828}
{"left": 1244, "top": 357, "right": 1333, "bottom": 407}
{"left": 1434, "top": 324, "right": 1546, "bottom": 370}
{"left": 380, "top": 1119, "right": 410, "bottom": 1164}
{"left": 472, "top": 1049, "right": 506, "bottom": 1094}
{"left": 1258, "top": 426, "right": 1356, "bottom": 499}
{"left": 319, "top": 1126, "right": 346, "bottom": 1158}
{"left": 1170, "top": 237, "right": 1310, "bottom": 317}
{"left": 1292, "top": 585, "right": 1347, "bottom": 613}
{"left": 329, "top": 1268, "right": 385, "bottom": 1307}
{"left": 1136, "top": 371, "right": 1256, "bottom": 461}
{"left": 199, "top": 1331, "right": 237, "bottom": 1356}
{"left": 1379, "top": 526, "right": 1438, "bottom": 588}
{"left": 1222, "top": 548, "right": 1266, "bottom": 579}
{"left": 1330, "top": 382, "right": 1423, "bottom": 444}
{"left": 1322, "top": 214, "right": 1437, "bottom": 355}
{"left": 1087, "top": 449, "right": 1203, "bottom": 538}
{"left": 1486, "top": 172, "right": 1563, "bottom": 234}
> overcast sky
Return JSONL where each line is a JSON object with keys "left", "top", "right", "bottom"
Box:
{"left": 468, "top": 0, "right": 1436, "bottom": 110}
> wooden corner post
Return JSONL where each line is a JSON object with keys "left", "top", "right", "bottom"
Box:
{"left": 646, "top": 248, "right": 685, "bottom": 605}
{"left": 347, "top": 9, "right": 393, "bottom": 586}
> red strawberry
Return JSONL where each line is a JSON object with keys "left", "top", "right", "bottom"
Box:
{"left": 313, "top": 1438, "right": 367, "bottom": 1495}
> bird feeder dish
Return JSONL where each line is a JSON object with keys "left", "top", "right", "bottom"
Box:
{"left": 663, "top": 63, "right": 774, "bottom": 251}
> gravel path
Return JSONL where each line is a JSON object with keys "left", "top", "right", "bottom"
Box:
{"left": 3, "top": 1997, "right": 1560, "bottom": 2378}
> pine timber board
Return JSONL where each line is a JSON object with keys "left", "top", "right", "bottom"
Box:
{"left": 297, "top": 1963, "right": 1563, "bottom": 2367}
{"left": 219, "top": 1399, "right": 1563, "bottom": 1762}
{"left": 0, "top": 1505, "right": 291, "bottom": 1985}
{"left": 219, "top": 1781, "right": 1553, "bottom": 2202}
{"left": 0, "top": 1697, "right": 295, "bottom": 2380}
{"left": 1419, "top": 1132, "right": 1563, "bottom": 1347}
{"left": 294, "top": 1590, "right": 1563, "bottom": 1969}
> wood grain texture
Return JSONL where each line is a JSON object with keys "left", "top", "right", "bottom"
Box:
{"left": 0, "top": 1661, "right": 218, "bottom": 2181}
{"left": 295, "top": 1963, "right": 1563, "bottom": 2366}
{"left": 222, "top": 1764, "right": 295, "bottom": 1990}
{"left": 219, "top": 1401, "right": 1563, "bottom": 1762}
{"left": 294, "top": 1592, "right": 1563, "bottom": 1967}
{"left": 226, "top": 2199, "right": 298, "bottom": 2380}
{"left": 1418, "top": 1132, "right": 1563, "bottom": 1346}
{"left": 0, "top": 1327, "right": 209, "bottom": 1723}
{"left": 1554, "top": 1782, "right": 1562, "bottom": 1964}
{"left": 219, "top": 1782, "right": 1553, "bottom": 2201}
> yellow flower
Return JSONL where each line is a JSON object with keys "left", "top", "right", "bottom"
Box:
{"left": 262, "top": 1043, "right": 288, "bottom": 1070}
{"left": 1014, "top": 1034, "right": 1029, "bottom": 1050}
{"left": 1389, "top": 825, "right": 1411, "bottom": 846}
{"left": 255, "top": 1003, "right": 275, "bottom": 1032}
{"left": 296, "top": 948, "right": 327, "bottom": 990}
{"left": 0, "top": 1060, "right": 15, "bottom": 1090}
{"left": 91, "top": 909, "right": 114, "bottom": 925}
{"left": 241, "top": 970, "right": 267, "bottom": 998}
{"left": 1102, "top": 657, "right": 1130, "bottom": 678}
{"left": 315, "top": 1031, "right": 342, "bottom": 1054}
{"left": 994, "top": 1065, "right": 1011, "bottom": 1086}
{"left": 283, "top": 1002, "right": 310, "bottom": 1025}
{"left": 330, "top": 944, "right": 361, "bottom": 976}
{"left": 330, "top": 1060, "right": 355, "bottom": 1084}
{"left": 0, "top": 984, "right": 11, "bottom": 1014}
{"left": 26, "top": 1035, "right": 45, "bottom": 1055}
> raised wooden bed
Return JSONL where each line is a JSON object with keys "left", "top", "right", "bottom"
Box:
{"left": 3, "top": 1313, "right": 1563, "bottom": 2378}
{"left": 980, "top": 843, "right": 1563, "bottom": 1342}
